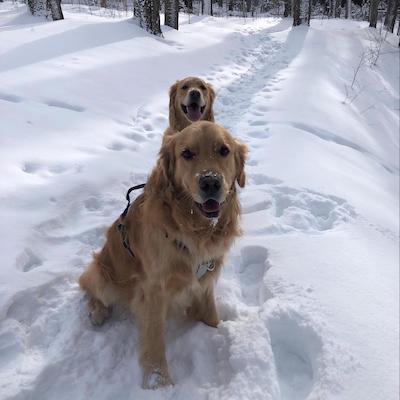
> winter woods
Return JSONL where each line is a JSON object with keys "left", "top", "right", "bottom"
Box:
{"left": 25, "top": 0, "right": 399, "bottom": 38}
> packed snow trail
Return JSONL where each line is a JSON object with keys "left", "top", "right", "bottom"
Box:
{"left": 0, "top": 3, "right": 398, "bottom": 400}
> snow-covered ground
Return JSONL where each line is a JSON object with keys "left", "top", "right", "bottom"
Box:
{"left": 0, "top": 3, "right": 399, "bottom": 399}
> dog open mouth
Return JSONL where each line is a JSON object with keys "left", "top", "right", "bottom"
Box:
{"left": 196, "top": 199, "right": 221, "bottom": 219}
{"left": 181, "top": 103, "right": 206, "bottom": 122}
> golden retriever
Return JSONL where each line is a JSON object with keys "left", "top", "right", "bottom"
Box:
{"left": 79, "top": 121, "right": 247, "bottom": 389}
{"left": 164, "top": 77, "right": 216, "bottom": 139}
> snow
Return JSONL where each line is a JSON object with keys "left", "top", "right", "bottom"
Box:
{"left": 0, "top": 3, "right": 399, "bottom": 399}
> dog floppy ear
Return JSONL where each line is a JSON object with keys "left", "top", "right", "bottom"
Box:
{"left": 169, "top": 81, "right": 179, "bottom": 129}
{"left": 159, "top": 134, "right": 176, "bottom": 184}
{"left": 204, "top": 83, "right": 216, "bottom": 122}
{"left": 234, "top": 140, "right": 247, "bottom": 188}
{"left": 150, "top": 135, "right": 176, "bottom": 194}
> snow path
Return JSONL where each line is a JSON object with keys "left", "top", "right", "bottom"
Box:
{"left": 0, "top": 4, "right": 398, "bottom": 400}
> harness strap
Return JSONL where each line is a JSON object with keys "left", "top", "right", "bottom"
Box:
{"left": 118, "top": 183, "right": 146, "bottom": 259}
{"left": 121, "top": 183, "right": 146, "bottom": 218}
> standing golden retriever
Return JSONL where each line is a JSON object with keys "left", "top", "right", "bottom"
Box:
{"left": 164, "top": 77, "right": 216, "bottom": 139}
{"left": 79, "top": 121, "right": 247, "bottom": 389}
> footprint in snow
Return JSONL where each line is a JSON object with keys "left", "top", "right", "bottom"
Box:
{"left": 107, "top": 141, "right": 126, "bottom": 151}
{"left": 15, "top": 248, "right": 43, "bottom": 272}
{"left": 123, "top": 131, "right": 147, "bottom": 143}
{"left": 266, "top": 307, "right": 319, "bottom": 400}
{"left": 243, "top": 183, "right": 355, "bottom": 234}
{"left": 239, "top": 245, "right": 273, "bottom": 306}
{"left": 249, "top": 120, "right": 268, "bottom": 127}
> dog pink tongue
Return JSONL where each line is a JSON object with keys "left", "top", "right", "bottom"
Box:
{"left": 188, "top": 105, "right": 201, "bottom": 121}
{"left": 203, "top": 199, "right": 220, "bottom": 212}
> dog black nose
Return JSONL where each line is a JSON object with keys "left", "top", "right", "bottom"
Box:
{"left": 189, "top": 90, "right": 201, "bottom": 102}
{"left": 199, "top": 175, "right": 221, "bottom": 197}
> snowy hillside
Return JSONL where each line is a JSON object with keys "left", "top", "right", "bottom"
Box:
{"left": 0, "top": 2, "right": 399, "bottom": 399}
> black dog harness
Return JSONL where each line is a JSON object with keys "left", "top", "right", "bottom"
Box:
{"left": 117, "top": 183, "right": 145, "bottom": 259}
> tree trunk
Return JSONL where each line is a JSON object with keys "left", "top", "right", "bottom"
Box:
{"left": 135, "top": 0, "right": 162, "bottom": 35}
{"left": 27, "top": 0, "right": 63, "bottom": 20}
{"left": 185, "top": 0, "right": 193, "bottom": 13}
{"left": 385, "top": 0, "right": 399, "bottom": 32}
{"left": 165, "top": 0, "right": 179, "bottom": 29}
{"left": 292, "top": 0, "right": 301, "bottom": 25}
{"left": 334, "top": 0, "right": 340, "bottom": 17}
{"left": 345, "top": 0, "right": 351, "bottom": 18}
{"left": 48, "top": 0, "right": 63, "bottom": 19}
{"left": 307, "top": 0, "right": 311, "bottom": 25}
{"left": 384, "top": 0, "right": 392, "bottom": 26}
{"left": 329, "top": 0, "right": 334, "bottom": 17}
{"left": 100, "top": 0, "right": 107, "bottom": 7}
{"left": 369, "top": 0, "right": 379, "bottom": 27}
{"left": 284, "top": 0, "right": 291, "bottom": 16}
{"left": 246, "top": 0, "right": 251, "bottom": 12}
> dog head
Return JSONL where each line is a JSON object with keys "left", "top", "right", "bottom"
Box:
{"left": 169, "top": 77, "right": 215, "bottom": 130}
{"left": 159, "top": 121, "right": 247, "bottom": 219}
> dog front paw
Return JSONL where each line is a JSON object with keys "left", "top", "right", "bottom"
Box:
{"left": 142, "top": 367, "right": 173, "bottom": 389}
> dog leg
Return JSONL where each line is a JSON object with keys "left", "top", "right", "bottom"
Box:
{"left": 79, "top": 260, "right": 113, "bottom": 326}
{"left": 136, "top": 285, "right": 173, "bottom": 389}
{"left": 187, "top": 285, "right": 220, "bottom": 328}
{"left": 88, "top": 297, "right": 111, "bottom": 326}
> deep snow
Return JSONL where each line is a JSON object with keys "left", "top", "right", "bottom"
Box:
{"left": 0, "top": 3, "right": 399, "bottom": 400}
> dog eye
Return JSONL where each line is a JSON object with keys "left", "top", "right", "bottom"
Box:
{"left": 181, "top": 149, "right": 194, "bottom": 160}
{"left": 200, "top": 85, "right": 206, "bottom": 90}
{"left": 219, "top": 145, "right": 230, "bottom": 157}
{"left": 181, "top": 85, "right": 188, "bottom": 90}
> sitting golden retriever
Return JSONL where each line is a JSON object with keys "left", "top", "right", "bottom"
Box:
{"left": 79, "top": 121, "right": 247, "bottom": 389}
{"left": 164, "top": 76, "right": 216, "bottom": 139}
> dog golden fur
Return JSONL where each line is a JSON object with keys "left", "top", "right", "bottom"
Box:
{"left": 164, "top": 77, "right": 216, "bottom": 139}
{"left": 79, "top": 121, "right": 247, "bottom": 389}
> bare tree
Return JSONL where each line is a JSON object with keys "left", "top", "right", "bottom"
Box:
{"left": 329, "top": 0, "right": 334, "bottom": 16}
{"left": 185, "top": 0, "right": 193, "bottom": 13}
{"left": 134, "top": 0, "right": 162, "bottom": 35}
{"left": 334, "top": 0, "right": 340, "bottom": 17}
{"left": 292, "top": 0, "right": 301, "bottom": 25}
{"left": 345, "top": 0, "right": 351, "bottom": 18}
{"left": 284, "top": 0, "right": 291, "bottom": 16}
{"left": 307, "top": 0, "right": 311, "bottom": 24}
{"left": 369, "top": 0, "right": 379, "bottom": 28}
{"left": 384, "top": 0, "right": 399, "bottom": 32}
{"left": 27, "top": 0, "right": 64, "bottom": 20}
{"left": 165, "top": 0, "right": 179, "bottom": 29}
